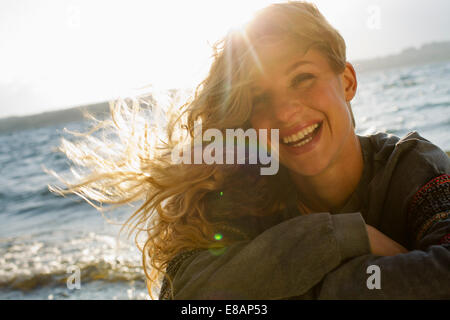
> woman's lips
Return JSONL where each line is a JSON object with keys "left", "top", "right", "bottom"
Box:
{"left": 281, "top": 121, "right": 323, "bottom": 155}
{"left": 279, "top": 120, "right": 323, "bottom": 140}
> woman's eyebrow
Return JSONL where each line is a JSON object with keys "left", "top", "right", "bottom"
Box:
{"left": 250, "top": 60, "right": 313, "bottom": 94}
{"left": 285, "top": 60, "right": 313, "bottom": 75}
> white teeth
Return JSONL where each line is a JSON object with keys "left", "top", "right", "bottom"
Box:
{"left": 292, "top": 136, "right": 313, "bottom": 147}
{"left": 282, "top": 123, "right": 319, "bottom": 144}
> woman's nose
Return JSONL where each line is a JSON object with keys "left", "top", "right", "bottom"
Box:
{"left": 271, "top": 90, "right": 303, "bottom": 123}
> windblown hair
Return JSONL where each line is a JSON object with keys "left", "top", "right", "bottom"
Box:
{"left": 50, "top": 1, "right": 351, "bottom": 299}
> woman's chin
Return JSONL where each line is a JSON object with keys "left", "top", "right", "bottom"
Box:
{"left": 292, "top": 165, "right": 327, "bottom": 178}
{"left": 283, "top": 158, "right": 329, "bottom": 178}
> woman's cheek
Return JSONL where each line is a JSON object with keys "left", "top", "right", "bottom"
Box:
{"left": 307, "top": 80, "right": 343, "bottom": 114}
{"left": 302, "top": 83, "right": 329, "bottom": 110}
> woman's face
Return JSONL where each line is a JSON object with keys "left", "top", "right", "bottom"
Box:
{"left": 249, "top": 40, "right": 357, "bottom": 177}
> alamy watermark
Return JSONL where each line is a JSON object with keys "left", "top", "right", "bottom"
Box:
{"left": 366, "top": 264, "right": 381, "bottom": 289}
{"left": 171, "top": 124, "right": 280, "bottom": 175}
{"left": 67, "top": 265, "right": 81, "bottom": 290}
{"left": 66, "top": 4, "right": 81, "bottom": 30}
{"left": 367, "top": 5, "right": 381, "bottom": 30}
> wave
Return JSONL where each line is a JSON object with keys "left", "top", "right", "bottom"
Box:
{"left": 0, "top": 232, "right": 145, "bottom": 292}
{"left": 0, "top": 259, "right": 145, "bottom": 292}
{"left": 413, "top": 101, "right": 450, "bottom": 112}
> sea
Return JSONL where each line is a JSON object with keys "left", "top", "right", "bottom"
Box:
{"left": 0, "top": 60, "right": 449, "bottom": 299}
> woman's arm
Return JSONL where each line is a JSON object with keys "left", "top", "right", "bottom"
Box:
{"left": 366, "top": 224, "right": 408, "bottom": 256}
{"left": 317, "top": 178, "right": 450, "bottom": 299}
{"left": 160, "top": 211, "right": 371, "bottom": 299}
{"left": 312, "top": 134, "right": 448, "bottom": 299}
{"left": 317, "top": 220, "right": 449, "bottom": 299}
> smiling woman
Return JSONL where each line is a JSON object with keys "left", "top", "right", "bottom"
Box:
{"left": 52, "top": 1, "right": 450, "bottom": 300}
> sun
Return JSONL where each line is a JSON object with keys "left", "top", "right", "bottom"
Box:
{"left": 200, "top": 0, "right": 276, "bottom": 40}
{"left": 223, "top": 2, "right": 266, "bottom": 31}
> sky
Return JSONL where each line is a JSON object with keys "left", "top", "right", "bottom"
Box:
{"left": 1, "top": 0, "right": 450, "bottom": 118}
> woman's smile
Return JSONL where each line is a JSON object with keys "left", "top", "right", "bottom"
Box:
{"left": 279, "top": 120, "right": 323, "bottom": 155}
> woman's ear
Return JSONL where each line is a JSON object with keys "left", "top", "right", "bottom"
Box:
{"left": 341, "top": 62, "right": 357, "bottom": 102}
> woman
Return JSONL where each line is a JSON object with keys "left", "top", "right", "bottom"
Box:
{"left": 54, "top": 2, "right": 450, "bottom": 299}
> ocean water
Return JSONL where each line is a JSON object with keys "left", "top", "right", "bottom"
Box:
{"left": 0, "top": 61, "right": 449, "bottom": 300}
{"left": 353, "top": 61, "right": 450, "bottom": 148}
{"left": 0, "top": 119, "right": 150, "bottom": 299}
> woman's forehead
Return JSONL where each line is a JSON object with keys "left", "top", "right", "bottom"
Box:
{"left": 246, "top": 40, "right": 317, "bottom": 85}
{"left": 257, "top": 39, "right": 307, "bottom": 62}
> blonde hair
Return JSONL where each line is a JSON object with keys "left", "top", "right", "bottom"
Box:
{"left": 50, "top": 1, "right": 353, "bottom": 299}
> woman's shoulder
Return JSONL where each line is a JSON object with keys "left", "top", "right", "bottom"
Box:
{"left": 358, "top": 130, "right": 450, "bottom": 196}
{"left": 359, "top": 131, "right": 450, "bottom": 170}
{"left": 356, "top": 131, "right": 450, "bottom": 246}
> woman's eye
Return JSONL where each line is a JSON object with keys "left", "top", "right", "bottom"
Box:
{"left": 291, "top": 73, "right": 314, "bottom": 87}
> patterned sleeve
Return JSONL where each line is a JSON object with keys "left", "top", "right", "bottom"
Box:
{"left": 318, "top": 175, "right": 450, "bottom": 299}
{"left": 407, "top": 174, "right": 450, "bottom": 249}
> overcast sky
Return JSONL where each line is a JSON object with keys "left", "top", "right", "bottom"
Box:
{"left": 1, "top": 0, "right": 449, "bottom": 118}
